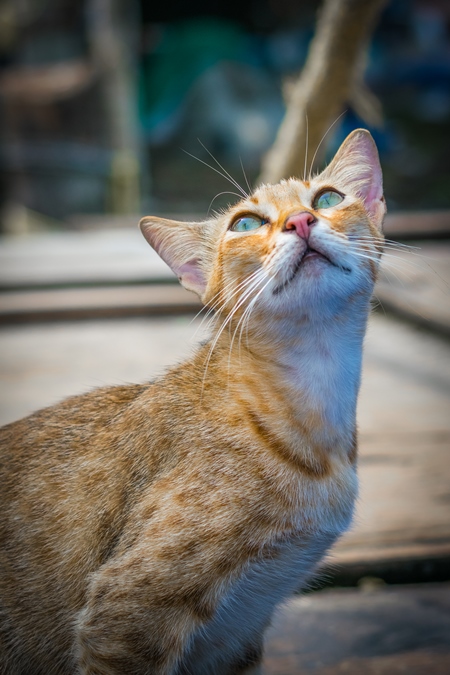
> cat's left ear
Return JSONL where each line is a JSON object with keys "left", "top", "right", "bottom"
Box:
{"left": 319, "top": 129, "right": 386, "bottom": 229}
{"left": 139, "top": 217, "right": 208, "bottom": 298}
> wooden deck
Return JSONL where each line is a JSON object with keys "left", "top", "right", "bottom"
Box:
{"left": 376, "top": 243, "right": 450, "bottom": 336}
{"left": 263, "top": 582, "right": 450, "bottom": 673}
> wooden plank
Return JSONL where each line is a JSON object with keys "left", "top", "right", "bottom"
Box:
{"left": 0, "top": 228, "right": 175, "bottom": 290}
{"left": 383, "top": 210, "right": 450, "bottom": 239}
{"left": 332, "top": 430, "right": 450, "bottom": 567}
{"left": 375, "top": 243, "right": 450, "bottom": 335}
{"left": 263, "top": 584, "right": 450, "bottom": 674}
{"left": 0, "top": 285, "right": 201, "bottom": 323}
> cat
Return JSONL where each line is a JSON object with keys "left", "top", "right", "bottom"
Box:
{"left": 0, "top": 128, "right": 385, "bottom": 675}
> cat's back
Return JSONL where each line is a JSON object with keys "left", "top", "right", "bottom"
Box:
{"left": 0, "top": 381, "right": 163, "bottom": 672}
{"left": 1, "top": 382, "right": 154, "bottom": 510}
{"left": 0, "top": 380, "right": 161, "bottom": 543}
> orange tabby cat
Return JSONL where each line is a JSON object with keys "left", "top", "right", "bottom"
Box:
{"left": 0, "top": 129, "right": 385, "bottom": 674}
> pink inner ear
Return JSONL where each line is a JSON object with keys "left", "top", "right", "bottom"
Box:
{"left": 350, "top": 134, "right": 383, "bottom": 219}
{"left": 364, "top": 171, "right": 384, "bottom": 224}
{"left": 178, "top": 259, "right": 206, "bottom": 293}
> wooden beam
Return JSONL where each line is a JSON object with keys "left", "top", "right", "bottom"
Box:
{"left": 384, "top": 210, "right": 450, "bottom": 240}
{"left": 0, "top": 285, "right": 201, "bottom": 324}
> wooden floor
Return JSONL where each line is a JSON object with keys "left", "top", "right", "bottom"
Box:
{"left": 263, "top": 583, "right": 450, "bottom": 674}
{"left": 376, "top": 243, "right": 450, "bottom": 336}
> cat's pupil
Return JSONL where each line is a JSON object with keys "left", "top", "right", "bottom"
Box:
{"left": 314, "top": 191, "right": 343, "bottom": 209}
{"left": 231, "top": 216, "right": 263, "bottom": 233}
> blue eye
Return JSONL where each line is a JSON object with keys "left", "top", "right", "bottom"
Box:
{"left": 231, "top": 216, "right": 264, "bottom": 233}
{"left": 314, "top": 191, "right": 343, "bottom": 209}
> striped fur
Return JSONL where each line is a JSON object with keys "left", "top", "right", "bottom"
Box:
{"left": 0, "top": 130, "right": 385, "bottom": 674}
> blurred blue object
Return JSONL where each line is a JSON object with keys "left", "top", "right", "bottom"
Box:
{"left": 139, "top": 19, "right": 248, "bottom": 143}
{"left": 139, "top": 18, "right": 284, "bottom": 164}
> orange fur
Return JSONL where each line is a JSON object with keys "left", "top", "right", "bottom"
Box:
{"left": 0, "top": 129, "right": 385, "bottom": 674}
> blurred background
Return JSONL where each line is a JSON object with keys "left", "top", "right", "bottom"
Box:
{"left": 0, "top": 0, "right": 449, "bottom": 228}
{"left": 1, "top": 1, "right": 450, "bottom": 672}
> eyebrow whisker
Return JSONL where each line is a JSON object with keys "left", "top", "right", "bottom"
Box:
{"left": 197, "top": 139, "right": 249, "bottom": 198}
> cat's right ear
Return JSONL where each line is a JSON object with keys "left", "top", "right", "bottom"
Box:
{"left": 139, "top": 217, "right": 208, "bottom": 298}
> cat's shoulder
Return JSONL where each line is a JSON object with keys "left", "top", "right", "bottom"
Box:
{"left": 0, "top": 381, "right": 153, "bottom": 467}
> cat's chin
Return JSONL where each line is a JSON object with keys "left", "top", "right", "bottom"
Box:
{"left": 300, "top": 251, "right": 351, "bottom": 277}
{"left": 273, "top": 246, "right": 350, "bottom": 296}
{"left": 301, "top": 241, "right": 352, "bottom": 274}
{"left": 301, "top": 248, "right": 338, "bottom": 272}
{"left": 302, "top": 249, "right": 328, "bottom": 263}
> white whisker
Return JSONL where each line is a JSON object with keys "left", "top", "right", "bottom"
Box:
{"left": 308, "top": 110, "right": 346, "bottom": 179}
{"left": 197, "top": 139, "right": 249, "bottom": 198}
{"left": 304, "top": 114, "right": 309, "bottom": 182}
{"left": 239, "top": 155, "right": 252, "bottom": 195}
{"left": 182, "top": 148, "right": 248, "bottom": 198}
{"left": 234, "top": 275, "right": 273, "bottom": 364}
{"left": 227, "top": 271, "right": 270, "bottom": 372}
{"left": 207, "top": 191, "right": 243, "bottom": 215}
{"left": 346, "top": 243, "right": 448, "bottom": 289}
{"left": 200, "top": 270, "right": 268, "bottom": 395}
{"left": 345, "top": 248, "right": 419, "bottom": 284}
{"left": 356, "top": 236, "right": 420, "bottom": 252}
{"left": 192, "top": 271, "right": 262, "bottom": 338}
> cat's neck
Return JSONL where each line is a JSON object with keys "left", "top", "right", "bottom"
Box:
{"left": 274, "top": 304, "right": 368, "bottom": 435}
{"left": 209, "top": 295, "right": 371, "bottom": 446}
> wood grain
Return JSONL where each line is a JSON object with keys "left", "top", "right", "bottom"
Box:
{"left": 0, "top": 284, "right": 200, "bottom": 323}
{"left": 263, "top": 584, "right": 450, "bottom": 674}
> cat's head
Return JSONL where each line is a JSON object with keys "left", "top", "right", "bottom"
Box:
{"left": 140, "top": 129, "right": 385, "bottom": 321}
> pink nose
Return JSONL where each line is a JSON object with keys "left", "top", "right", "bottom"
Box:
{"left": 284, "top": 212, "right": 317, "bottom": 240}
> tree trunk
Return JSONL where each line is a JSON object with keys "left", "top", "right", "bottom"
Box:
{"left": 259, "top": 0, "right": 387, "bottom": 184}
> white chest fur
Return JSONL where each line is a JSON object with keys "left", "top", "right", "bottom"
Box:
{"left": 179, "top": 531, "right": 337, "bottom": 674}
{"left": 180, "top": 465, "right": 357, "bottom": 674}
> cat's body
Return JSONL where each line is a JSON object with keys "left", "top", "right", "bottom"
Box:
{"left": 0, "top": 130, "right": 385, "bottom": 674}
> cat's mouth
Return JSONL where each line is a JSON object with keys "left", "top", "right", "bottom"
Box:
{"left": 273, "top": 245, "right": 351, "bottom": 295}
{"left": 302, "top": 247, "right": 332, "bottom": 264}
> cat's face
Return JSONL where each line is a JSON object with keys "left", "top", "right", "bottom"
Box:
{"left": 141, "top": 129, "right": 385, "bottom": 321}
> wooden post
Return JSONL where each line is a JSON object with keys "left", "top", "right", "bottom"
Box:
{"left": 259, "top": 0, "right": 387, "bottom": 184}
{"left": 87, "top": 0, "right": 141, "bottom": 214}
